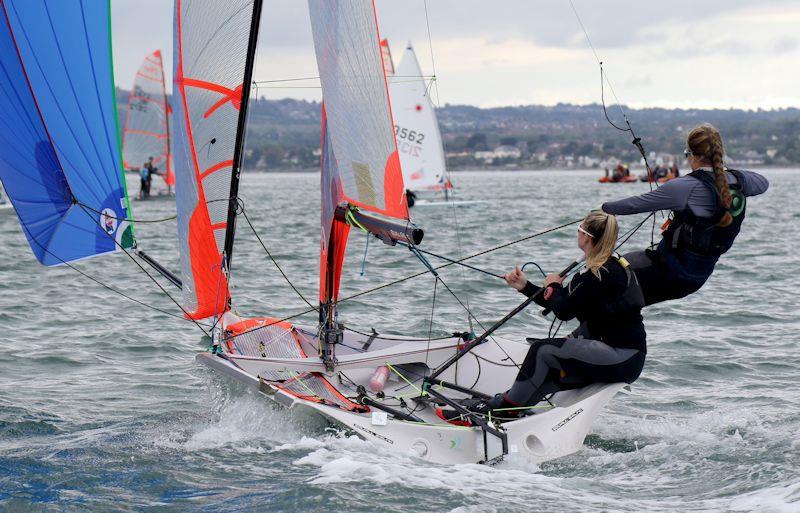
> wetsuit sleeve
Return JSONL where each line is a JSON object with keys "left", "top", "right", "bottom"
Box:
{"left": 736, "top": 170, "right": 770, "bottom": 196}
{"left": 601, "top": 178, "right": 694, "bottom": 215}
{"left": 545, "top": 274, "right": 606, "bottom": 321}
{"left": 520, "top": 274, "right": 604, "bottom": 321}
{"left": 519, "top": 281, "right": 554, "bottom": 309}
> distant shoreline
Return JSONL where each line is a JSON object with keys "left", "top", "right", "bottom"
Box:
{"left": 205, "top": 165, "right": 796, "bottom": 174}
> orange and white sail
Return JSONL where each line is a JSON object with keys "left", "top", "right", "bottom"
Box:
{"left": 171, "top": 0, "right": 261, "bottom": 319}
{"left": 308, "top": 0, "right": 408, "bottom": 303}
{"left": 122, "top": 50, "right": 174, "bottom": 187}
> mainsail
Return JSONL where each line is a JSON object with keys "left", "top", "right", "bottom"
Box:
{"left": 389, "top": 42, "right": 448, "bottom": 191}
{"left": 308, "top": 0, "right": 408, "bottom": 303}
{"left": 0, "top": 0, "right": 133, "bottom": 266}
{"left": 172, "top": 0, "right": 262, "bottom": 319}
{"left": 122, "top": 50, "right": 174, "bottom": 188}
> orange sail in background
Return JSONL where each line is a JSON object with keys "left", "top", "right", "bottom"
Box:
{"left": 122, "top": 50, "right": 174, "bottom": 187}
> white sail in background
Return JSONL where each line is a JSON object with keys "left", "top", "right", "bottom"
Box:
{"left": 389, "top": 42, "right": 448, "bottom": 191}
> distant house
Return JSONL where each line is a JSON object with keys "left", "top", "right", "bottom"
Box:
{"left": 474, "top": 150, "right": 496, "bottom": 162}
{"left": 493, "top": 145, "right": 521, "bottom": 159}
{"left": 474, "top": 146, "right": 521, "bottom": 162}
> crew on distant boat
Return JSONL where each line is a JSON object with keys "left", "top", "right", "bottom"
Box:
{"left": 641, "top": 162, "right": 680, "bottom": 183}
{"left": 139, "top": 156, "right": 159, "bottom": 199}
{"left": 405, "top": 188, "right": 417, "bottom": 208}
{"left": 600, "top": 163, "right": 636, "bottom": 183}
{"left": 602, "top": 123, "right": 769, "bottom": 305}
{"left": 437, "top": 211, "right": 647, "bottom": 423}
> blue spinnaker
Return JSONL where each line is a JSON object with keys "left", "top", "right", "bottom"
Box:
{"left": 0, "top": 0, "right": 133, "bottom": 266}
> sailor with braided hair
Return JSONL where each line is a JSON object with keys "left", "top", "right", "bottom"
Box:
{"left": 602, "top": 123, "right": 769, "bottom": 305}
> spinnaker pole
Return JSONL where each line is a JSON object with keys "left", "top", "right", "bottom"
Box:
{"left": 222, "top": 0, "right": 263, "bottom": 273}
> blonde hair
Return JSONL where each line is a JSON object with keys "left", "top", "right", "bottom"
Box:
{"left": 583, "top": 211, "right": 618, "bottom": 277}
{"left": 687, "top": 123, "right": 732, "bottom": 227}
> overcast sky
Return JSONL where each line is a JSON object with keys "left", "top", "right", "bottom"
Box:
{"left": 112, "top": 0, "right": 800, "bottom": 109}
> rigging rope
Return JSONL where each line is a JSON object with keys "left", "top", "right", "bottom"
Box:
{"left": 75, "top": 202, "right": 213, "bottom": 337}
{"left": 16, "top": 221, "right": 210, "bottom": 327}
{"left": 77, "top": 201, "right": 177, "bottom": 223}
{"left": 567, "top": 0, "right": 662, "bottom": 245}
{"left": 226, "top": 217, "right": 583, "bottom": 341}
{"left": 239, "top": 205, "right": 318, "bottom": 311}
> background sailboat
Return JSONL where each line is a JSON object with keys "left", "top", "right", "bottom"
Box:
{"left": 122, "top": 49, "right": 175, "bottom": 197}
{"left": 386, "top": 41, "right": 452, "bottom": 202}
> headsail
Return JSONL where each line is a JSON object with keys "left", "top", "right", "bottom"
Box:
{"left": 122, "top": 50, "right": 174, "bottom": 187}
{"left": 308, "top": 0, "right": 408, "bottom": 303}
{"left": 172, "top": 0, "right": 262, "bottom": 319}
{"left": 389, "top": 43, "right": 448, "bottom": 191}
{"left": 0, "top": 0, "right": 133, "bottom": 266}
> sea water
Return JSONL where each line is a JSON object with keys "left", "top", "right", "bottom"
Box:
{"left": 1, "top": 170, "right": 797, "bottom": 512}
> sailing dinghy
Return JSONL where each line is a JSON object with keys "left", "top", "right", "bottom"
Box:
{"left": 178, "top": 0, "right": 627, "bottom": 465}
{"left": 122, "top": 50, "right": 175, "bottom": 198}
{"left": 385, "top": 41, "right": 481, "bottom": 207}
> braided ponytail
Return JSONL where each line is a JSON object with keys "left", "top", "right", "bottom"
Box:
{"left": 687, "top": 123, "right": 733, "bottom": 227}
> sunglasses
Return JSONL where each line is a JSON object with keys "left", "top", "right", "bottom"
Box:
{"left": 578, "top": 225, "right": 594, "bottom": 238}
{"left": 684, "top": 149, "right": 693, "bottom": 158}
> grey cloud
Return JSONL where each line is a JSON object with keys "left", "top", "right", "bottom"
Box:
{"left": 771, "top": 37, "right": 799, "bottom": 54}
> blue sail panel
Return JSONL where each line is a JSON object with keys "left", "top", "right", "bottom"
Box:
{"left": 0, "top": 0, "right": 133, "bottom": 266}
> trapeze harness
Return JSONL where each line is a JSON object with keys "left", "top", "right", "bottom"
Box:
{"left": 502, "top": 255, "right": 647, "bottom": 409}
{"left": 629, "top": 169, "right": 748, "bottom": 305}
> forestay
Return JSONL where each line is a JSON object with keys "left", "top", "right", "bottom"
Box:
{"left": 172, "top": 0, "right": 260, "bottom": 319}
{"left": 389, "top": 43, "right": 447, "bottom": 191}
{"left": 308, "top": 0, "right": 408, "bottom": 303}
{"left": 0, "top": 0, "right": 133, "bottom": 266}
{"left": 122, "top": 50, "right": 174, "bottom": 187}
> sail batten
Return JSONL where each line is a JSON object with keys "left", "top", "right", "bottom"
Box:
{"left": 0, "top": 0, "right": 133, "bottom": 266}
{"left": 172, "top": 0, "right": 261, "bottom": 319}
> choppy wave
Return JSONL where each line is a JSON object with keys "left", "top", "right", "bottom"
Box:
{"left": 1, "top": 170, "right": 798, "bottom": 512}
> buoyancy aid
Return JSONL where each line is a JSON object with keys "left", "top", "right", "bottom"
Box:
{"left": 662, "top": 169, "right": 747, "bottom": 257}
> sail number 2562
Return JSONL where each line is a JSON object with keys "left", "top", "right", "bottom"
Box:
{"left": 394, "top": 125, "right": 425, "bottom": 145}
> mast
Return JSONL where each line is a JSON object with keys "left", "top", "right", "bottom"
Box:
{"left": 157, "top": 50, "right": 173, "bottom": 193}
{"left": 222, "top": 0, "right": 263, "bottom": 274}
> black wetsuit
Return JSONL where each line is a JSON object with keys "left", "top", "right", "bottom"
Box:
{"left": 602, "top": 168, "right": 769, "bottom": 305}
{"left": 504, "top": 257, "right": 646, "bottom": 407}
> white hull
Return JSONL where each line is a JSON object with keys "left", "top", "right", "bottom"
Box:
{"left": 197, "top": 314, "right": 625, "bottom": 465}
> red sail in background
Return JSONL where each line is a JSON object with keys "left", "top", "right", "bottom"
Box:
{"left": 122, "top": 50, "right": 173, "bottom": 186}
{"left": 309, "top": 0, "right": 409, "bottom": 303}
{"left": 380, "top": 38, "right": 394, "bottom": 77}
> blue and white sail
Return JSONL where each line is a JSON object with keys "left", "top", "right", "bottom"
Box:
{"left": 0, "top": 0, "right": 133, "bottom": 266}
